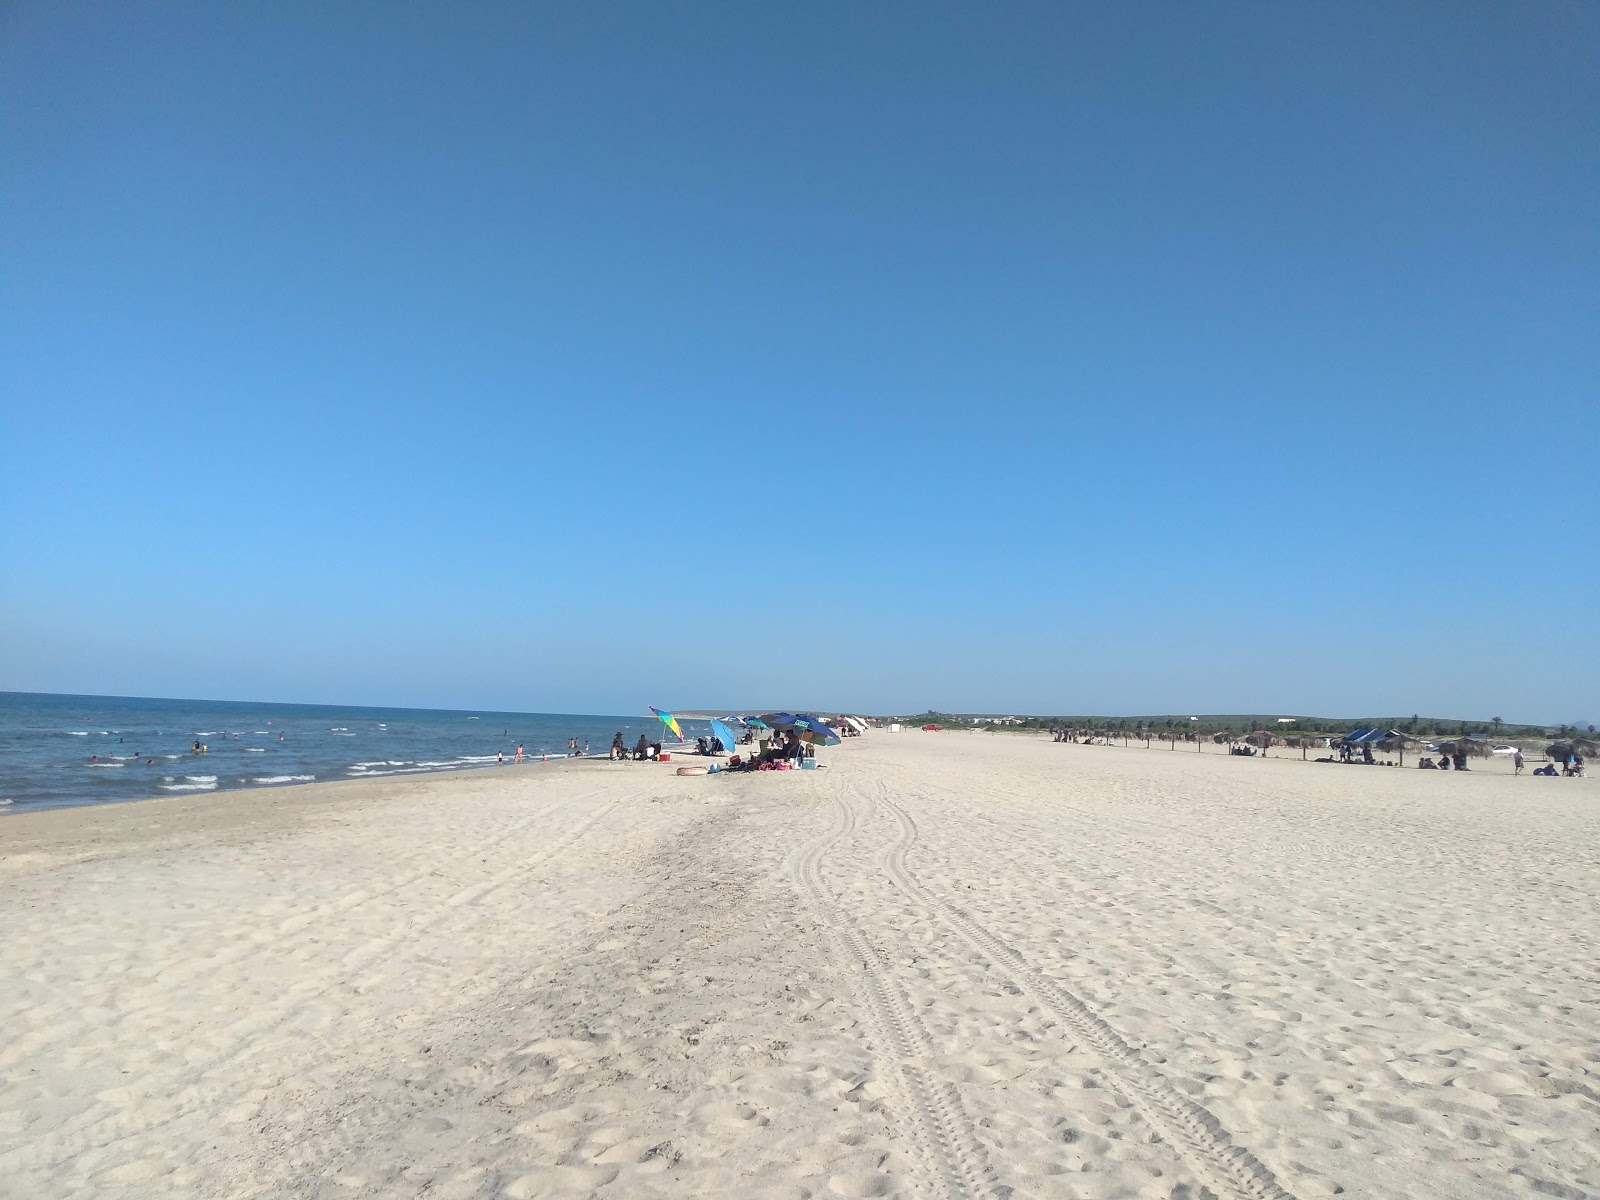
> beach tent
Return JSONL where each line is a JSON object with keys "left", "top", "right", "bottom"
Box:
{"left": 842, "top": 716, "right": 869, "bottom": 734}
{"left": 1341, "top": 727, "right": 1393, "bottom": 746}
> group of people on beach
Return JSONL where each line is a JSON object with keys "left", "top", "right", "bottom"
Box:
{"left": 722, "top": 728, "right": 811, "bottom": 771}
{"left": 609, "top": 732, "right": 662, "bottom": 761}
{"left": 495, "top": 737, "right": 590, "bottom": 766}
{"left": 1522, "top": 753, "right": 1586, "bottom": 777}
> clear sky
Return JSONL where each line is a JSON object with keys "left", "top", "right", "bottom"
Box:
{"left": 3, "top": 3, "right": 1596, "bottom": 723}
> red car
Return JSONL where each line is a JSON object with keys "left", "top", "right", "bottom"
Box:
{"left": 922, "top": 723, "right": 942, "bottom": 731}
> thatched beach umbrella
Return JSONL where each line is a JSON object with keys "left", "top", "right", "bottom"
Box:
{"left": 1376, "top": 733, "right": 1416, "bottom": 766}
{"left": 1437, "top": 739, "right": 1491, "bottom": 759}
{"left": 1284, "top": 734, "right": 1319, "bottom": 760}
{"left": 1546, "top": 739, "right": 1596, "bottom": 763}
{"left": 1244, "top": 730, "right": 1273, "bottom": 754}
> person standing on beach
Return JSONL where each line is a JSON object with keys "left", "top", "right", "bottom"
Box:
{"left": 610, "top": 732, "right": 625, "bottom": 760}
{"left": 1514, "top": 750, "right": 1525, "bottom": 775}
{"left": 514, "top": 743, "right": 523, "bottom": 763}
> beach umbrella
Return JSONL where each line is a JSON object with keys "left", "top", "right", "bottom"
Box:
{"left": 649, "top": 705, "right": 685, "bottom": 742}
{"left": 709, "top": 718, "right": 737, "bottom": 752}
{"left": 739, "top": 715, "right": 770, "bottom": 730}
{"left": 1545, "top": 741, "right": 1595, "bottom": 762}
{"left": 1376, "top": 733, "right": 1416, "bottom": 765}
{"left": 793, "top": 715, "right": 842, "bottom": 746}
{"left": 759, "top": 712, "right": 803, "bottom": 730}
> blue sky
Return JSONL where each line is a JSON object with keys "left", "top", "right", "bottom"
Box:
{"left": 3, "top": 3, "right": 1596, "bottom": 722}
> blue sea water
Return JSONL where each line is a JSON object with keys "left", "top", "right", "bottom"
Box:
{"left": 0, "top": 692, "right": 716, "bottom": 814}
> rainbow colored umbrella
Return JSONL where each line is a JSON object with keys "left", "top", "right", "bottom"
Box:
{"left": 649, "top": 705, "right": 685, "bottom": 742}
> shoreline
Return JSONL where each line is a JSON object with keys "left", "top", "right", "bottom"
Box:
{"left": 0, "top": 753, "right": 658, "bottom": 874}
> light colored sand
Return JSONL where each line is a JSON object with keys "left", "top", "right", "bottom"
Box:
{"left": 1, "top": 734, "right": 1596, "bottom": 1199}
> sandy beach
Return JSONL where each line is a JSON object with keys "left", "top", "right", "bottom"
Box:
{"left": 2, "top": 733, "right": 1596, "bottom": 1199}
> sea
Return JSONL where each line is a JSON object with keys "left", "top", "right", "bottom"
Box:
{"left": 0, "top": 692, "right": 718, "bottom": 815}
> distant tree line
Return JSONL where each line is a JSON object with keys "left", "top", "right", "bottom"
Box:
{"left": 890, "top": 711, "right": 1594, "bottom": 740}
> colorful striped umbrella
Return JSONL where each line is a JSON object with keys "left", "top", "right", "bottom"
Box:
{"left": 649, "top": 705, "right": 684, "bottom": 742}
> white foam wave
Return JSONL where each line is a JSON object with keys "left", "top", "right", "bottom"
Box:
{"left": 161, "top": 781, "right": 217, "bottom": 792}
{"left": 346, "top": 766, "right": 431, "bottom": 777}
{"left": 254, "top": 774, "right": 315, "bottom": 784}
{"left": 244, "top": 747, "right": 266, "bottom": 752}
{"left": 329, "top": 727, "right": 349, "bottom": 732}
{"left": 87, "top": 762, "right": 123, "bottom": 768}
{"left": 196, "top": 731, "right": 218, "bottom": 736}
{"left": 186, "top": 775, "right": 217, "bottom": 783}
{"left": 0, "top": 799, "right": 13, "bottom": 807}
{"left": 67, "top": 731, "right": 89, "bottom": 736}
{"left": 456, "top": 755, "right": 500, "bottom": 763}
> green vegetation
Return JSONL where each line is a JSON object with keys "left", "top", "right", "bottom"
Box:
{"left": 887, "top": 712, "right": 1590, "bottom": 740}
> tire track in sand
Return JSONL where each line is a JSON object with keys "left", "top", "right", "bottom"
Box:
{"left": 875, "top": 786, "right": 1296, "bottom": 1200}
{"left": 790, "top": 785, "right": 998, "bottom": 1199}
{"left": 1, "top": 795, "right": 622, "bottom": 1177}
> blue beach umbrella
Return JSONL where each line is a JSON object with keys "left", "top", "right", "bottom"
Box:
{"left": 709, "top": 718, "right": 737, "bottom": 751}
